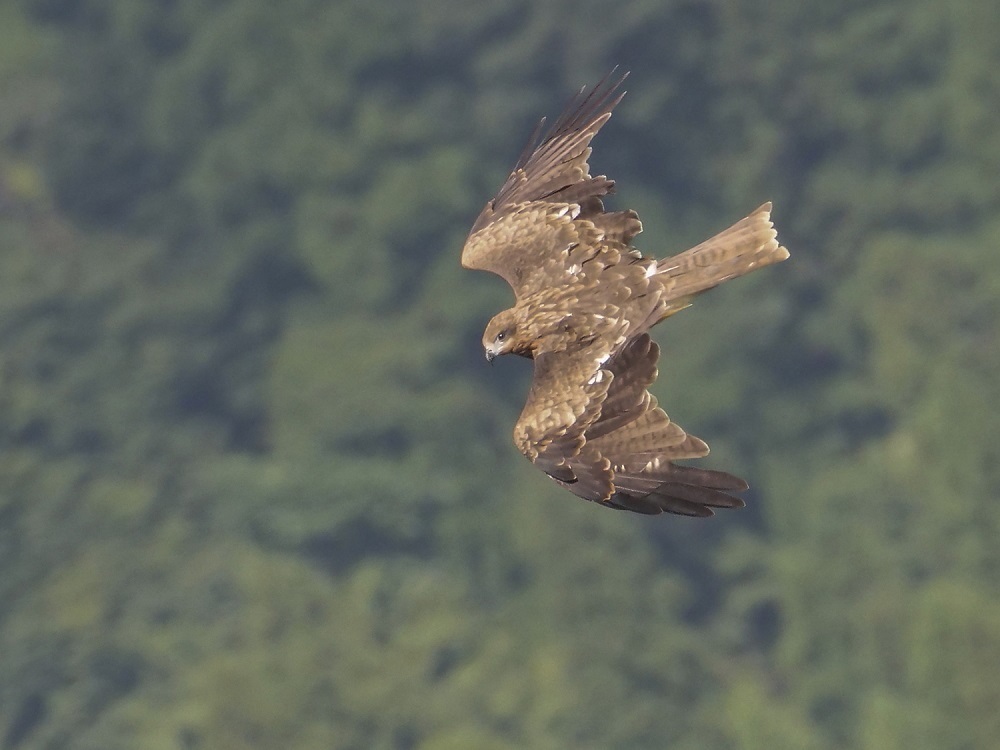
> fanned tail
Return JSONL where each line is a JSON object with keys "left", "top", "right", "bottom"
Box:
{"left": 647, "top": 202, "right": 790, "bottom": 325}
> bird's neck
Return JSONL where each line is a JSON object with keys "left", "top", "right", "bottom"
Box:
{"left": 513, "top": 307, "right": 580, "bottom": 358}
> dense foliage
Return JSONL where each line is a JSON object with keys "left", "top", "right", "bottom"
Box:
{"left": 1, "top": 0, "right": 998, "bottom": 747}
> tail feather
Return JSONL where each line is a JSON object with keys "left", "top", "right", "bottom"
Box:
{"left": 655, "top": 202, "right": 790, "bottom": 306}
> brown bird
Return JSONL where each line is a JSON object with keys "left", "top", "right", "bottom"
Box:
{"left": 461, "top": 72, "right": 789, "bottom": 516}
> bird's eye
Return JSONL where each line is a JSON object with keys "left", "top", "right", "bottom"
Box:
{"left": 496, "top": 331, "right": 507, "bottom": 342}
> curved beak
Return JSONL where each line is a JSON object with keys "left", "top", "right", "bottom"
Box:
{"left": 485, "top": 349, "right": 496, "bottom": 365}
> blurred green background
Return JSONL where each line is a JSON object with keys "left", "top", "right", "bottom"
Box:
{"left": 1, "top": 1, "right": 999, "bottom": 748}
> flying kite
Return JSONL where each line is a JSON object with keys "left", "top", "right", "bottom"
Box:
{"left": 461, "top": 72, "right": 789, "bottom": 516}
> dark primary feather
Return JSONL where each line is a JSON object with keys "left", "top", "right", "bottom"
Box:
{"left": 470, "top": 69, "right": 628, "bottom": 233}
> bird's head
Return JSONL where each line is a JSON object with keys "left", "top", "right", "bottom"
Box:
{"left": 482, "top": 310, "right": 523, "bottom": 363}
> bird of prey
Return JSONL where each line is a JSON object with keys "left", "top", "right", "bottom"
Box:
{"left": 461, "top": 72, "right": 789, "bottom": 516}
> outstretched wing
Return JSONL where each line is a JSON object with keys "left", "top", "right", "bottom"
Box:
{"left": 586, "top": 334, "right": 748, "bottom": 516}
{"left": 461, "top": 71, "right": 643, "bottom": 299}
{"left": 516, "top": 334, "right": 748, "bottom": 517}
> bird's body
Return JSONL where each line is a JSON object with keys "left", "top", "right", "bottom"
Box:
{"left": 461, "top": 72, "right": 789, "bottom": 516}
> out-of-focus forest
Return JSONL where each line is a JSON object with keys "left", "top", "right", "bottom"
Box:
{"left": 1, "top": 0, "right": 998, "bottom": 748}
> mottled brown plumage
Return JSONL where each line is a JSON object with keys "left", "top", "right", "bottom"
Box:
{"left": 462, "top": 71, "right": 790, "bottom": 516}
